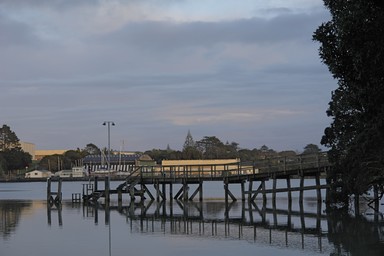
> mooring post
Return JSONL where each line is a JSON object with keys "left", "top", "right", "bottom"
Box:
{"left": 156, "top": 181, "right": 160, "bottom": 202}
{"left": 199, "top": 181, "right": 203, "bottom": 202}
{"left": 241, "top": 180, "right": 245, "bottom": 201}
{"left": 374, "top": 185, "right": 379, "bottom": 212}
{"left": 224, "top": 179, "right": 229, "bottom": 204}
{"left": 47, "top": 178, "right": 51, "bottom": 202}
{"left": 94, "top": 176, "right": 98, "bottom": 191}
{"left": 162, "top": 182, "right": 166, "bottom": 201}
{"left": 262, "top": 180, "right": 267, "bottom": 207}
{"left": 272, "top": 175, "right": 277, "bottom": 204}
{"left": 248, "top": 179, "right": 253, "bottom": 201}
{"left": 169, "top": 183, "right": 173, "bottom": 201}
{"left": 105, "top": 176, "right": 110, "bottom": 205}
{"left": 299, "top": 174, "right": 304, "bottom": 205}
{"left": 183, "top": 179, "right": 188, "bottom": 201}
{"left": 57, "top": 178, "right": 62, "bottom": 203}
{"left": 286, "top": 176, "right": 292, "bottom": 204}
{"left": 118, "top": 188, "right": 122, "bottom": 206}
{"left": 316, "top": 172, "right": 322, "bottom": 203}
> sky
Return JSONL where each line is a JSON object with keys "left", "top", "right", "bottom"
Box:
{"left": 0, "top": 0, "right": 336, "bottom": 153}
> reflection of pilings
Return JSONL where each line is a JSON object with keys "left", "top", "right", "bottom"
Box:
{"left": 47, "top": 202, "right": 62, "bottom": 226}
{"left": 80, "top": 199, "right": 330, "bottom": 252}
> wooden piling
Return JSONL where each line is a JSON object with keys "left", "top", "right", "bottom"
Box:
{"left": 299, "top": 175, "right": 304, "bottom": 204}
{"left": 272, "top": 175, "right": 277, "bottom": 204}
{"left": 105, "top": 177, "right": 110, "bottom": 205}
{"left": 47, "top": 178, "right": 51, "bottom": 202}
{"left": 169, "top": 183, "right": 173, "bottom": 201}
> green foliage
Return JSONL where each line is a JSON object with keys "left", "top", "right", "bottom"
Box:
{"left": 83, "top": 143, "right": 101, "bottom": 156}
{"left": 313, "top": 0, "right": 384, "bottom": 202}
{"left": 1, "top": 149, "right": 32, "bottom": 171}
{"left": 38, "top": 154, "right": 71, "bottom": 172}
{"left": 303, "top": 144, "right": 321, "bottom": 155}
{"left": 0, "top": 124, "right": 20, "bottom": 150}
{"left": 0, "top": 124, "right": 32, "bottom": 176}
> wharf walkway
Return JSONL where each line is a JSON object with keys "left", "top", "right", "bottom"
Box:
{"left": 82, "top": 153, "right": 331, "bottom": 205}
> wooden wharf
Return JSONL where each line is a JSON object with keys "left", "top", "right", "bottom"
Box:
{"left": 82, "top": 153, "right": 331, "bottom": 206}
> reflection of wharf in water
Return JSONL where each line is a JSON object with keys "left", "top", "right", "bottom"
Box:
{"left": 80, "top": 199, "right": 331, "bottom": 251}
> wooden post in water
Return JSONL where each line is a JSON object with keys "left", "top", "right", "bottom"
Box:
{"left": 374, "top": 185, "right": 379, "bottom": 212}
{"left": 155, "top": 181, "right": 163, "bottom": 202}
{"left": 272, "top": 175, "right": 277, "bottom": 205}
{"left": 241, "top": 180, "right": 245, "bottom": 201}
{"left": 94, "top": 176, "right": 98, "bottom": 191}
{"left": 57, "top": 178, "right": 62, "bottom": 203}
{"left": 199, "top": 181, "right": 203, "bottom": 202}
{"left": 262, "top": 180, "right": 267, "bottom": 208}
{"left": 286, "top": 176, "right": 292, "bottom": 204}
{"left": 316, "top": 172, "right": 322, "bottom": 203}
{"left": 105, "top": 177, "right": 110, "bottom": 205}
{"left": 299, "top": 174, "right": 304, "bottom": 205}
{"left": 169, "top": 183, "right": 173, "bottom": 201}
{"left": 47, "top": 178, "right": 51, "bottom": 202}
{"left": 224, "top": 179, "right": 229, "bottom": 203}
{"left": 183, "top": 179, "right": 188, "bottom": 201}
{"left": 118, "top": 188, "right": 122, "bottom": 206}
{"left": 248, "top": 179, "right": 253, "bottom": 201}
{"left": 162, "top": 182, "right": 166, "bottom": 201}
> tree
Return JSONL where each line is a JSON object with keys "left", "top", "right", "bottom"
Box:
{"left": 181, "top": 130, "right": 201, "bottom": 159}
{"left": 1, "top": 149, "right": 32, "bottom": 172}
{"left": 64, "top": 150, "right": 83, "bottom": 166}
{"left": 0, "top": 124, "right": 31, "bottom": 177}
{"left": 313, "top": 0, "right": 384, "bottom": 205}
{"left": 302, "top": 144, "right": 321, "bottom": 155}
{"left": 38, "top": 154, "right": 70, "bottom": 172}
{"left": 0, "top": 124, "right": 20, "bottom": 151}
{"left": 83, "top": 143, "right": 101, "bottom": 155}
{"left": 196, "top": 136, "right": 227, "bottom": 159}
{"left": 183, "top": 130, "right": 195, "bottom": 150}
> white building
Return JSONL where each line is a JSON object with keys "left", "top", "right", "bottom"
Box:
{"left": 55, "top": 167, "right": 85, "bottom": 178}
{"left": 25, "top": 170, "right": 52, "bottom": 179}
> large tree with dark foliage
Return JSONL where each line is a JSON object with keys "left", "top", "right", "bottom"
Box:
{"left": 0, "top": 124, "right": 32, "bottom": 176}
{"left": 313, "top": 0, "right": 384, "bottom": 205}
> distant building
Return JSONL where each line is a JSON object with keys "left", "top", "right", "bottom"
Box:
{"left": 55, "top": 167, "right": 86, "bottom": 178}
{"left": 20, "top": 141, "right": 36, "bottom": 160}
{"left": 83, "top": 153, "right": 144, "bottom": 173}
{"left": 35, "top": 149, "right": 68, "bottom": 161}
{"left": 25, "top": 170, "right": 52, "bottom": 179}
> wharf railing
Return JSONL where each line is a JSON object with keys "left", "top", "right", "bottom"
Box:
{"left": 132, "top": 152, "right": 330, "bottom": 182}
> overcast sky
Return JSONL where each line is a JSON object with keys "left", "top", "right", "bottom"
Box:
{"left": 0, "top": 0, "right": 336, "bottom": 153}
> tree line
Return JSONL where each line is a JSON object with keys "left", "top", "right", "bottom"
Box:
{"left": 144, "top": 130, "right": 321, "bottom": 164}
{"left": 0, "top": 125, "right": 321, "bottom": 176}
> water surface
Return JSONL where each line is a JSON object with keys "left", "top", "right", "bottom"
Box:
{"left": 1, "top": 181, "right": 383, "bottom": 256}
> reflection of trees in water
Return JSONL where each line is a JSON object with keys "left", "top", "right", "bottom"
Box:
{"left": 0, "top": 201, "right": 32, "bottom": 239}
{"left": 327, "top": 210, "right": 384, "bottom": 256}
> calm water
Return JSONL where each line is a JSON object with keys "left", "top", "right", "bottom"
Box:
{"left": 1, "top": 180, "right": 383, "bottom": 256}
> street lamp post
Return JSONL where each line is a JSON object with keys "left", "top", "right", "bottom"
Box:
{"left": 102, "top": 121, "right": 114, "bottom": 256}
{"left": 103, "top": 121, "right": 115, "bottom": 172}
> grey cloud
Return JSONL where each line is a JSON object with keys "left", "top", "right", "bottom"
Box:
{"left": 0, "top": 13, "right": 39, "bottom": 46}
{"left": 97, "top": 11, "right": 328, "bottom": 50}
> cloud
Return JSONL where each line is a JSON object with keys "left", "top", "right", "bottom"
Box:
{"left": 0, "top": 1, "right": 334, "bottom": 152}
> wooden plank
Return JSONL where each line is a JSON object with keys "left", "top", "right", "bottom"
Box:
{"left": 245, "top": 184, "right": 329, "bottom": 194}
